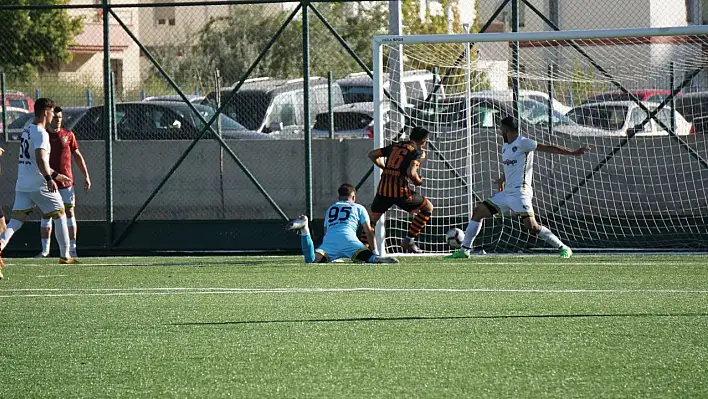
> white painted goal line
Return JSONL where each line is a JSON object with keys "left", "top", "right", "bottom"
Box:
{"left": 2, "top": 286, "right": 707, "bottom": 299}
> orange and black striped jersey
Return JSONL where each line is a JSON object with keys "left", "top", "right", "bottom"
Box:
{"left": 376, "top": 141, "right": 423, "bottom": 198}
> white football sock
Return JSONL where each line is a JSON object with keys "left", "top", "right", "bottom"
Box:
{"left": 53, "top": 216, "right": 71, "bottom": 259}
{"left": 538, "top": 226, "right": 566, "bottom": 249}
{"left": 0, "top": 219, "right": 24, "bottom": 250}
{"left": 40, "top": 218, "right": 52, "bottom": 255}
{"left": 461, "top": 220, "right": 482, "bottom": 252}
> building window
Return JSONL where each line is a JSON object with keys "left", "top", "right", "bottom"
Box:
{"left": 154, "top": 0, "right": 175, "bottom": 27}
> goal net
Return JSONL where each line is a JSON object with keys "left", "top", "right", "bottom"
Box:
{"left": 372, "top": 26, "right": 708, "bottom": 254}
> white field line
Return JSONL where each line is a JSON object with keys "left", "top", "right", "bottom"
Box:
{"left": 1, "top": 286, "right": 707, "bottom": 299}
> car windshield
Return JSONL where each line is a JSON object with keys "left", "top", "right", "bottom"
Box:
{"left": 191, "top": 108, "right": 247, "bottom": 131}
{"left": 341, "top": 86, "right": 374, "bottom": 103}
{"left": 216, "top": 90, "right": 271, "bottom": 131}
{"left": 518, "top": 100, "right": 575, "bottom": 125}
{"left": 8, "top": 112, "right": 33, "bottom": 128}
{"left": 567, "top": 105, "right": 628, "bottom": 130}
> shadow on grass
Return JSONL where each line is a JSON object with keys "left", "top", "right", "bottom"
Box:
{"left": 173, "top": 312, "right": 708, "bottom": 326}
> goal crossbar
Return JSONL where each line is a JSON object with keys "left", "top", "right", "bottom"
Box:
{"left": 373, "top": 25, "right": 708, "bottom": 45}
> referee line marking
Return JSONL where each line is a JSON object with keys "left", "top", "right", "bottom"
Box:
{"left": 1, "top": 287, "right": 707, "bottom": 298}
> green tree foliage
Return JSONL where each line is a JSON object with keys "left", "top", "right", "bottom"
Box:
{"left": 0, "top": 0, "right": 83, "bottom": 81}
{"left": 150, "top": 3, "right": 389, "bottom": 89}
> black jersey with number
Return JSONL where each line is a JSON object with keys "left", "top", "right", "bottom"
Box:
{"left": 376, "top": 141, "right": 423, "bottom": 198}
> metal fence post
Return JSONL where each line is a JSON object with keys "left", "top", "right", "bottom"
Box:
{"left": 303, "top": 1, "right": 313, "bottom": 219}
{"left": 86, "top": 87, "right": 92, "bottom": 106}
{"left": 547, "top": 64, "right": 554, "bottom": 136}
{"left": 670, "top": 62, "right": 676, "bottom": 135}
{"left": 328, "top": 71, "right": 334, "bottom": 139}
{"left": 1, "top": 73, "right": 7, "bottom": 142}
{"left": 35, "top": 88, "right": 40, "bottom": 101}
{"left": 102, "top": 0, "right": 114, "bottom": 248}
{"left": 511, "top": 0, "right": 520, "bottom": 121}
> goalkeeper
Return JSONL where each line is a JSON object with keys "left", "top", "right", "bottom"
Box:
{"left": 286, "top": 184, "right": 398, "bottom": 264}
{"left": 446, "top": 117, "right": 590, "bottom": 259}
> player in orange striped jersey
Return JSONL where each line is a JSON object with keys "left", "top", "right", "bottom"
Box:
{"left": 367, "top": 127, "right": 433, "bottom": 253}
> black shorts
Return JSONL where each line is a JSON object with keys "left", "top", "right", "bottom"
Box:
{"left": 371, "top": 193, "right": 427, "bottom": 214}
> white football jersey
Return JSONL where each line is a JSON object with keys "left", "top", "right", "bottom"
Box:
{"left": 16, "top": 124, "right": 50, "bottom": 192}
{"left": 501, "top": 135, "right": 537, "bottom": 196}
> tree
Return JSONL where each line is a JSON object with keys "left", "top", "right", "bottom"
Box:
{"left": 0, "top": 0, "right": 83, "bottom": 81}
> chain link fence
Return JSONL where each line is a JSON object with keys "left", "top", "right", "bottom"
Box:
{"left": 0, "top": 0, "right": 703, "bottom": 249}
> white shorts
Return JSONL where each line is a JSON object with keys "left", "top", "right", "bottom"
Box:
{"left": 59, "top": 186, "right": 76, "bottom": 208}
{"left": 12, "top": 190, "right": 65, "bottom": 216}
{"left": 484, "top": 191, "right": 535, "bottom": 217}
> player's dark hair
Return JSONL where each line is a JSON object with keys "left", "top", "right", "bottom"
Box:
{"left": 34, "top": 98, "right": 55, "bottom": 117}
{"left": 500, "top": 116, "right": 518, "bottom": 130}
{"left": 338, "top": 183, "right": 356, "bottom": 198}
{"left": 54, "top": 106, "right": 63, "bottom": 114}
{"left": 409, "top": 126, "right": 430, "bottom": 142}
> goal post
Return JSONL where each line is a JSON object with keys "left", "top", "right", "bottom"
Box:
{"left": 372, "top": 25, "right": 708, "bottom": 254}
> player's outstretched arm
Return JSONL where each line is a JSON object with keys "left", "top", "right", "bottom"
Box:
{"left": 536, "top": 143, "right": 591, "bottom": 156}
{"left": 368, "top": 148, "right": 387, "bottom": 169}
{"left": 35, "top": 148, "right": 59, "bottom": 192}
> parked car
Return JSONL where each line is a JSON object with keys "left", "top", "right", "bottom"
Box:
{"left": 337, "top": 70, "right": 445, "bottom": 107}
{"left": 674, "top": 91, "right": 708, "bottom": 134}
{"left": 582, "top": 89, "right": 679, "bottom": 105}
{"left": 311, "top": 102, "right": 391, "bottom": 139}
{"left": 565, "top": 101, "right": 692, "bottom": 136}
{"left": 143, "top": 94, "right": 206, "bottom": 104}
{"left": 3, "top": 90, "right": 34, "bottom": 112}
{"left": 203, "top": 77, "right": 345, "bottom": 136}
{"left": 6, "top": 106, "right": 89, "bottom": 141}
{"left": 0, "top": 106, "right": 30, "bottom": 132}
{"left": 412, "top": 95, "right": 587, "bottom": 138}
{"left": 71, "top": 102, "right": 275, "bottom": 140}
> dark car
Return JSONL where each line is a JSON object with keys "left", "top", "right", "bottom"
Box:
{"left": 203, "top": 77, "right": 345, "bottom": 136}
{"left": 6, "top": 106, "right": 89, "bottom": 141}
{"left": 72, "top": 102, "right": 275, "bottom": 140}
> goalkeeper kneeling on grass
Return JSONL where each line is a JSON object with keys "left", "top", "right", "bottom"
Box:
{"left": 287, "top": 183, "right": 398, "bottom": 264}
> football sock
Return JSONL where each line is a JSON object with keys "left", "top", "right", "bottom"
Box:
{"left": 538, "top": 226, "right": 565, "bottom": 249}
{"left": 0, "top": 219, "right": 24, "bottom": 251}
{"left": 300, "top": 233, "right": 315, "bottom": 264}
{"left": 407, "top": 208, "right": 432, "bottom": 239}
{"left": 53, "top": 216, "right": 71, "bottom": 259}
{"left": 67, "top": 216, "right": 77, "bottom": 240}
{"left": 461, "top": 220, "right": 482, "bottom": 252}
{"left": 40, "top": 218, "right": 52, "bottom": 255}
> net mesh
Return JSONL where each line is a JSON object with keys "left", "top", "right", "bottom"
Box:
{"left": 377, "top": 31, "right": 708, "bottom": 253}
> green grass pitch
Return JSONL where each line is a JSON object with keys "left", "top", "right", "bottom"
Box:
{"left": 1, "top": 254, "right": 707, "bottom": 398}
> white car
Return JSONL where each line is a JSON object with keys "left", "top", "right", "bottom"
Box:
{"left": 311, "top": 102, "right": 391, "bottom": 139}
{"left": 563, "top": 101, "right": 692, "bottom": 136}
{"left": 471, "top": 90, "right": 572, "bottom": 114}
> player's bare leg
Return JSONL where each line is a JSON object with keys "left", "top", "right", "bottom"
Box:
{"left": 523, "top": 217, "right": 572, "bottom": 258}
{"left": 445, "top": 203, "right": 493, "bottom": 259}
{"left": 36, "top": 217, "right": 52, "bottom": 258}
{"left": 402, "top": 199, "right": 434, "bottom": 254}
{"left": 66, "top": 207, "right": 78, "bottom": 258}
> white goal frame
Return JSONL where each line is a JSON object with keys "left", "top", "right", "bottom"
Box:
{"left": 371, "top": 25, "right": 708, "bottom": 255}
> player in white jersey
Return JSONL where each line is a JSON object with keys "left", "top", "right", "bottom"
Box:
{"left": 286, "top": 184, "right": 398, "bottom": 264}
{"left": 446, "top": 116, "right": 590, "bottom": 259}
{"left": 0, "top": 98, "right": 77, "bottom": 277}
